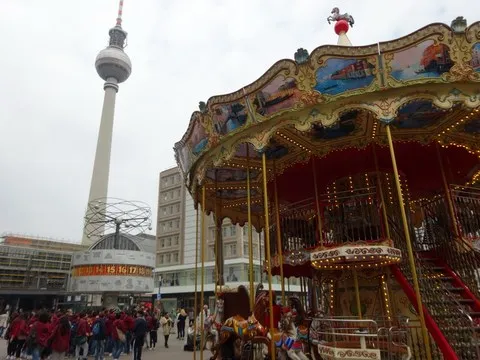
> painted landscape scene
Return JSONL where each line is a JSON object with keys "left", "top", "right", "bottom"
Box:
{"left": 315, "top": 58, "right": 375, "bottom": 95}
{"left": 394, "top": 101, "right": 444, "bottom": 129}
{"left": 188, "top": 118, "right": 208, "bottom": 156}
{"left": 472, "top": 43, "right": 480, "bottom": 72}
{"left": 213, "top": 103, "right": 248, "bottom": 135}
{"left": 253, "top": 76, "right": 301, "bottom": 116}
{"left": 390, "top": 40, "right": 453, "bottom": 81}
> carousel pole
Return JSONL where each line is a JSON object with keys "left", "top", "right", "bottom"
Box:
{"left": 246, "top": 145, "right": 255, "bottom": 312}
{"left": 436, "top": 143, "right": 460, "bottom": 237}
{"left": 312, "top": 158, "right": 324, "bottom": 247}
{"left": 262, "top": 152, "right": 276, "bottom": 360}
{"left": 200, "top": 185, "right": 206, "bottom": 360}
{"left": 373, "top": 144, "right": 391, "bottom": 239}
{"left": 352, "top": 270, "right": 362, "bottom": 319}
{"left": 273, "top": 160, "right": 286, "bottom": 305}
{"left": 385, "top": 125, "right": 432, "bottom": 360}
{"left": 193, "top": 189, "right": 199, "bottom": 360}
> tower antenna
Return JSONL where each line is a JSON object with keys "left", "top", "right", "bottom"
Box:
{"left": 116, "top": 0, "right": 124, "bottom": 27}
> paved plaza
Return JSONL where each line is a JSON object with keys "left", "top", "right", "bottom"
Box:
{"left": 0, "top": 338, "right": 209, "bottom": 360}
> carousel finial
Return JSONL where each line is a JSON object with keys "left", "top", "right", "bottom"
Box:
{"left": 327, "top": 7, "right": 354, "bottom": 46}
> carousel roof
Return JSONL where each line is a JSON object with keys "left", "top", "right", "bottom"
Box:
{"left": 174, "top": 17, "right": 480, "bottom": 227}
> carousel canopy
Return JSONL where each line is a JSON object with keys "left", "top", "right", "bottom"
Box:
{"left": 174, "top": 19, "right": 480, "bottom": 228}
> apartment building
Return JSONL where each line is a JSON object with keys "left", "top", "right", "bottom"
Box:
{"left": 156, "top": 167, "right": 186, "bottom": 267}
{"left": 154, "top": 166, "right": 300, "bottom": 313}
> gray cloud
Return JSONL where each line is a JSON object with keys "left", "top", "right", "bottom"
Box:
{"left": 0, "top": 0, "right": 477, "bottom": 241}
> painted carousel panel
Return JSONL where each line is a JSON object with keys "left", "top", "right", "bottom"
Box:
{"left": 252, "top": 75, "right": 302, "bottom": 116}
{"left": 472, "top": 43, "right": 480, "bottom": 73}
{"left": 393, "top": 100, "right": 445, "bottom": 129}
{"left": 314, "top": 58, "right": 376, "bottom": 96}
{"left": 389, "top": 39, "right": 453, "bottom": 81}
{"left": 309, "top": 109, "right": 359, "bottom": 140}
{"left": 212, "top": 102, "right": 248, "bottom": 136}
{"left": 206, "top": 168, "right": 260, "bottom": 182}
{"left": 177, "top": 116, "right": 208, "bottom": 172}
{"left": 216, "top": 188, "right": 260, "bottom": 200}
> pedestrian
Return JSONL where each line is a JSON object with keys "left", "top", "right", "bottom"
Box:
{"left": 74, "top": 313, "right": 89, "bottom": 360}
{"left": 49, "top": 315, "right": 71, "bottom": 360}
{"left": 0, "top": 311, "right": 8, "bottom": 338}
{"left": 111, "top": 312, "right": 127, "bottom": 360}
{"left": 91, "top": 312, "right": 107, "bottom": 360}
{"left": 7, "top": 313, "right": 28, "bottom": 360}
{"left": 149, "top": 315, "right": 159, "bottom": 349}
{"left": 177, "top": 309, "right": 187, "bottom": 340}
{"left": 132, "top": 311, "right": 147, "bottom": 360}
{"left": 28, "top": 310, "right": 52, "bottom": 360}
{"left": 160, "top": 313, "right": 173, "bottom": 348}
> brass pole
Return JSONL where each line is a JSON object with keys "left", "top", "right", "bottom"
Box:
{"left": 312, "top": 158, "right": 324, "bottom": 247}
{"left": 246, "top": 145, "right": 255, "bottom": 312}
{"left": 436, "top": 143, "right": 460, "bottom": 237}
{"left": 200, "top": 186, "right": 206, "bottom": 360}
{"left": 262, "top": 152, "right": 276, "bottom": 360}
{"left": 193, "top": 191, "right": 199, "bottom": 360}
{"left": 386, "top": 125, "right": 432, "bottom": 360}
{"left": 273, "top": 161, "right": 285, "bottom": 305}
{"left": 352, "top": 270, "right": 362, "bottom": 319}
{"left": 372, "top": 145, "right": 391, "bottom": 239}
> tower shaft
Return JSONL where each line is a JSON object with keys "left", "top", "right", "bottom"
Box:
{"left": 82, "top": 79, "right": 119, "bottom": 245}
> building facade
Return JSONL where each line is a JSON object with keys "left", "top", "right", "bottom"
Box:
{"left": 154, "top": 167, "right": 301, "bottom": 314}
{"left": 0, "top": 234, "right": 86, "bottom": 311}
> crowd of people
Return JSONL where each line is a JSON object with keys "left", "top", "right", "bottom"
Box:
{"left": 0, "top": 307, "right": 179, "bottom": 360}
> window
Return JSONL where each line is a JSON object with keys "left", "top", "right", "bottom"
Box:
{"left": 243, "top": 244, "right": 249, "bottom": 257}
{"left": 158, "top": 255, "right": 164, "bottom": 264}
{"left": 173, "top": 253, "right": 178, "bottom": 263}
{"left": 176, "top": 189, "right": 181, "bottom": 198}
{"left": 243, "top": 226, "right": 247, "bottom": 236}
{"left": 176, "top": 204, "right": 180, "bottom": 213}
{"left": 166, "top": 253, "right": 171, "bottom": 263}
{"left": 163, "top": 193, "right": 168, "bottom": 201}
{"left": 161, "top": 239, "right": 165, "bottom": 248}
{"left": 163, "top": 178, "right": 168, "bottom": 187}
{"left": 162, "top": 207, "right": 166, "bottom": 215}
{"left": 175, "top": 219, "right": 180, "bottom": 229}
{"left": 168, "top": 221, "right": 172, "bottom": 229}
{"left": 230, "top": 226, "right": 236, "bottom": 237}
{"left": 166, "top": 238, "right": 171, "bottom": 247}
{"left": 174, "top": 236, "right": 179, "bottom": 245}
{"left": 162, "top": 223, "right": 166, "bottom": 232}
{"left": 169, "top": 205, "right": 173, "bottom": 214}
{"left": 222, "top": 227, "right": 227, "bottom": 238}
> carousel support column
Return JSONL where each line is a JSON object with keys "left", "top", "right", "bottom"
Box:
{"left": 247, "top": 146, "right": 255, "bottom": 311}
{"left": 215, "top": 215, "right": 225, "bottom": 289}
{"left": 273, "top": 160, "right": 286, "bottom": 305}
{"left": 193, "top": 191, "right": 199, "bottom": 360}
{"left": 312, "top": 158, "right": 324, "bottom": 247}
{"left": 436, "top": 143, "right": 460, "bottom": 237}
{"left": 352, "top": 270, "right": 362, "bottom": 319}
{"left": 373, "top": 145, "right": 391, "bottom": 239}
{"left": 385, "top": 124, "right": 432, "bottom": 360}
{"left": 262, "top": 152, "right": 276, "bottom": 360}
{"left": 200, "top": 186, "right": 206, "bottom": 360}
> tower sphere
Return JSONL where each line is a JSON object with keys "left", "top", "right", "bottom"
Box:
{"left": 95, "top": 46, "right": 132, "bottom": 83}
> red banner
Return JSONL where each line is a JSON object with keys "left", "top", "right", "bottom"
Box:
{"left": 72, "top": 264, "right": 153, "bottom": 277}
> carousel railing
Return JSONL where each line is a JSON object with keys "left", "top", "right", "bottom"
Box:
{"left": 269, "top": 187, "right": 383, "bottom": 255}
{"left": 388, "top": 215, "right": 479, "bottom": 360}
{"left": 419, "top": 195, "right": 480, "bottom": 298}
{"left": 451, "top": 185, "right": 480, "bottom": 244}
{"left": 308, "top": 316, "right": 411, "bottom": 359}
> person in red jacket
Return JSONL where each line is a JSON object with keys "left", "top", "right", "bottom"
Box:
{"left": 49, "top": 315, "right": 71, "bottom": 360}
{"left": 121, "top": 312, "right": 134, "bottom": 355}
{"left": 7, "top": 313, "right": 29, "bottom": 359}
{"left": 30, "top": 311, "right": 52, "bottom": 360}
{"left": 74, "top": 313, "right": 89, "bottom": 360}
{"left": 112, "top": 313, "right": 127, "bottom": 360}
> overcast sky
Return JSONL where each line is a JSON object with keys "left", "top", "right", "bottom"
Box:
{"left": 0, "top": 1, "right": 477, "bottom": 242}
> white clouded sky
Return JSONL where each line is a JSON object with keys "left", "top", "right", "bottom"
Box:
{"left": 0, "top": 0, "right": 477, "bottom": 242}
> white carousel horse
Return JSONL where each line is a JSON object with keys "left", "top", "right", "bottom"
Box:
{"left": 327, "top": 7, "right": 355, "bottom": 27}
{"left": 271, "top": 306, "right": 309, "bottom": 360}
{"left": 204, "top": 298, "right": 225, "bottom": 348}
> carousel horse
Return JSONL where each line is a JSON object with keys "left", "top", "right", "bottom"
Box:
{"left": 326, "top": 7, "right": 355, "bottom": 27}
{"left": 204, "top": 298, "right": 225, "bottom": 351}
{"left": 270, "top": 297, "right": 309, "bottom": 360}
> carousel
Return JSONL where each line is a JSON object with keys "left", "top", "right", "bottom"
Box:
{"left": 174, "top": 8, "right": 480, "bottom": 360}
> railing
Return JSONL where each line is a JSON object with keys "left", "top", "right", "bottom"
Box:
{"left": 388, "top": 214, "right": 479, "bottom": 359}
{"left": 308, "top": 316, "right": 411, "bottom": 359}
{"left": 269, "top": 187, "right": 383, "bottom": 255}
{"left": 420, "top": 195, "right": 480, "bottom": 298}
{"left": 452, "top": 185, "right": 480, "bottom": 243}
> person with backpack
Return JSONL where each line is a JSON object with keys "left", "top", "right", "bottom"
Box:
{"left": 48, "top": 315, "right": 71, "bottom": 360}
{"left": 132, "top": 311, "right": 147, "bottom": 360}
{"left": 74, "top": 313, "right": 89, "bottom": 360}
{"left": 91, "top": 312, "right": 107, "bottom": 360}
{"left": 29, "top": 311, "right": 52, "bottom": 360}
{"left": 149, "top": 314, "right": 159, "bottom": 349}
{"left": 111, "top": 312, "right": 127, "bottom": 360}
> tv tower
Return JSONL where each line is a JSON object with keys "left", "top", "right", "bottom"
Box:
{"left": 82, "top": 0, "right": 132, "bottom": 245}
